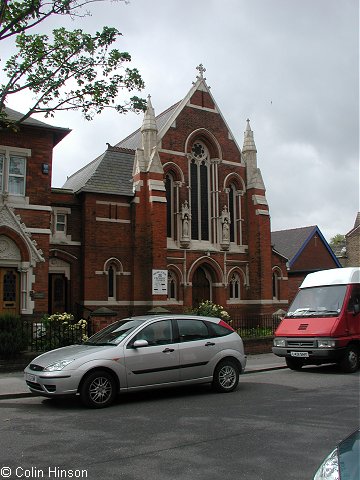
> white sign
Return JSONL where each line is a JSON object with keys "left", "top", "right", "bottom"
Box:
{"left": 152, "top": 269, "right": 168, "bottom": 295}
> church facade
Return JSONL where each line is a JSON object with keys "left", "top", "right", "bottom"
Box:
{"left": 0, "top": 67, "right": 288, "bottom": 321}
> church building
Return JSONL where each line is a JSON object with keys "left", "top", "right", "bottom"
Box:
{"left": 0, "top": 66, "right": 288, "bottom": 321}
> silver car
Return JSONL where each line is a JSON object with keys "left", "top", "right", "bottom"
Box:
{"left": 24, "top": 315, "right": 247, "bottom": 408}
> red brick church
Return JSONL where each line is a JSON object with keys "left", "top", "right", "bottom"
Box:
{"left": 0, "top": 66, "right": 288, "bottom": 320}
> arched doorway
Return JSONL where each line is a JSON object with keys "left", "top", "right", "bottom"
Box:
{"left": 192, "top": 266, "right": 212, "bottom": 307}
{"left": 0, "top": 235, "right": 22, "bottom": 315}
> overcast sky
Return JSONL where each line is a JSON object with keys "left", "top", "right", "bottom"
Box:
{"left": 5, "top": 0, "right": 359, "bottom": 241}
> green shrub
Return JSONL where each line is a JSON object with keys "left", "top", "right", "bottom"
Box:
{"left": 40, "top": 312, "right": 88, "bottom": 351}
{"left": 0, "top": 313, "right": 28, "bottom": 358}
{"left": 191, "top": 300, "right": 231, "bottom": 322}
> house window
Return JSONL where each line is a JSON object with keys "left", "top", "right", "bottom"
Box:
{"left": 55, "top": 213, "right": 66, "bottom": 233}
{"left": 0, "top": 147, "right": 29, "bottom": 196}
{"left": 229, "top": 273, "right": 241, "bottom": 300}
{"left": 51, "top": 208, "right": 71, "bottom": 241}
{"left": 190, "top": 142, "right": 209, "bottom": 241}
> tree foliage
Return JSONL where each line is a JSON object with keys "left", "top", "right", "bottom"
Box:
{"left": 329, "top": 234, "right": 345, "bottom": 246}
{"left": 0, "top": 0, "right": 146, "bottom": 127}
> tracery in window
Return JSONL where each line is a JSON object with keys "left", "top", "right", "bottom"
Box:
{"left": 190, "top": 141, "right": 209, "bottom": 241}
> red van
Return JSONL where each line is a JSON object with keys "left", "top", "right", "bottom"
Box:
{"left": 273, "top": 267, "right": 360, "bottom": 373}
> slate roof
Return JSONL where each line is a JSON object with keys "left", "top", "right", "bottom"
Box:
{"left": 346, "top": 212, "right": 360, "bottom": 237}
{"left": 2, "top": 107, "right": 70, "bottom": 145}
{"left": 271, "top": 225, "right": 341, "bottom": 268}
{"left": 115, "top": 102, "right": 180, "bottom": 150}
{"left": 63, "top": 102, "right": 181, "bottom": 193}
{"left": 62, "top": 147, "right": 135, "bottom": 196}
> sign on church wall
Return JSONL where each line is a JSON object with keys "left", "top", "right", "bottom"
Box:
{"left": 152, "top": 269, "right": 168, "bottom": 295}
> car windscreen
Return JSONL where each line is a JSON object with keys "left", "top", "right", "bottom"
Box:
{"left": 84, "top": 319, "right": 145, "bottom": 345}
{"left": 286, "top": 285, "right": 347, "bottom": 318}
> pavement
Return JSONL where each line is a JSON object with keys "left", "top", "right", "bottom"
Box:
{"left": 0, "top": 353, "right": 287, "bottom": 400}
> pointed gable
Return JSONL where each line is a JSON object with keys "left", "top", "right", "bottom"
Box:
{"left": 271, "top": 226, "right": 341, "bottom": 269}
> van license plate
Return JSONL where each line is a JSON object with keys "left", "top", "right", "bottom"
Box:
{"left": 290, "top": 352, "right": 309, "bottom": 358}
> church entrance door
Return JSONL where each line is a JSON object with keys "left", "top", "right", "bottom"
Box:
{"left": 192, "top": 266, "right": 211, "bottom": 307}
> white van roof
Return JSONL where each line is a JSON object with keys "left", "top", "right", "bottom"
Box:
{"left": 300, "top": 267, "right": 360, "bottom": 289}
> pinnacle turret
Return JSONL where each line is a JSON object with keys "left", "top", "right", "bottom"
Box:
{"left": 242, "top": 119, "right": 257, "bottom": 152}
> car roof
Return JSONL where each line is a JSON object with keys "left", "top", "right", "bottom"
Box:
{"left": 123, "top": 315, "right": 222, "bottom": 323}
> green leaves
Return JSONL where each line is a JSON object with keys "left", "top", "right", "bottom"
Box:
{"left": 0, "top": 1, "right": 145, "bottom": 126}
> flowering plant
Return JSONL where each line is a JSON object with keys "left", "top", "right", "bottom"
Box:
{"left": 192, "top": 300, "right": 231, "bottom": 322}
{"left": 40, "top": 312, "right": 88, "bottom": 350}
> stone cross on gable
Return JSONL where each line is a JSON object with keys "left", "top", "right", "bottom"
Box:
{"left": 196, "top": 64, "right": 206, "bottom": 79}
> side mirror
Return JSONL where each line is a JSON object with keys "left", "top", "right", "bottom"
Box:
{"left": 353, "top": 304, "right": 360, "bottom": 315}
{"left": 133, "top": 339, "right": 149, "bottom": 348}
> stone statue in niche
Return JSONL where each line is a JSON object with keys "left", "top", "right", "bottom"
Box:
{"left": 220, "top": 205, "right": 231, "bottom": 250}
{"left": 180, "top": 200, "right": 191, "bottom": 248}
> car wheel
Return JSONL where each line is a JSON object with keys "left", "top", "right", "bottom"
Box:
{"left": 80, "top": 370, "right": 117, "bottom": 408}
{"left": 339, "top": 346, "right": 359, "bottom": 373}
{"left": 212, "top": 359, "right": 239, "bottom": 393}
{"left": 286, "top": 357, "right": 304, "bottom": 370}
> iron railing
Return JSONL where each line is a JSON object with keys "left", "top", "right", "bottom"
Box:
{"left": 0, "top": 314, "right": 283, "bottom": 357}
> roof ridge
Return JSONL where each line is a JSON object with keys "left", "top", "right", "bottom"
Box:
{"left": 272, "top": 225, "right": 317, "bottom": 234}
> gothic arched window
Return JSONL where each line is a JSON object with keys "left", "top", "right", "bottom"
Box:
{"left": 165, "top": 173, "right": 176, "bottom": 238}
{"left": 190, "top": 142, "right": 209, "bottom": 241}
{"left": 272, "top": 271, "right": 280, "bottom": 300}
{"left": 167, "top": 271, "right": 178, "bottom": 300}
{"left": 229, "top": 273, "right": 241, "bottom": 301}
{"left": 108, "top": 265, "right": 115, "bottom": 298}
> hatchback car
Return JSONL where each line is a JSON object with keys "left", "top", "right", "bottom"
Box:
{"left": 24, "top": 315, "right": 246, "bottom": 408}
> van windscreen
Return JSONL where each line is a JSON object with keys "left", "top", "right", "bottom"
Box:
{"left": 286, "top": 285, "right": 347, "bottom": 318}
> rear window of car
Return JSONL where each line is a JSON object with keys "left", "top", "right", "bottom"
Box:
{"left": 177, "top": 319, "right": 210, "bottom": 342}
{"left": 207, "top": 321, "right": 233, "bottom": 337}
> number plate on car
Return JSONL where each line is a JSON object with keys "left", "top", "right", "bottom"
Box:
{"left": 290, "top": 352, "right": 309, "bottom": 358}
{"left": 26, "top": 373, "right": 36, "bottom": 382}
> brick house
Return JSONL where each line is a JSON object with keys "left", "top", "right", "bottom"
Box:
{"left": 0, "top": 68, "right": 288, "bottom": 321}
{"left": 271, "top": 225, "right": 341, "bottom": 304}
{"left": 0, "top": 108, "right": 70, "bottom": 317}
{"left": 344, "top": 213, "right": 360, "bottom": 267}
{"left": 333, "top": 213, "right": 360, "bottom": 267}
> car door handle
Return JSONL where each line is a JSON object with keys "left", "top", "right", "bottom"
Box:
{"left": 163, "top": 348, "right": 174, "bottom": 353}
{"left": 205, "top": 342, "right": 216, "bottom": 347}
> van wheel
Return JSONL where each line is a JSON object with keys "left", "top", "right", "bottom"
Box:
{"left": 80, "top": 370, "right": 117, "bottom": 408}
{"left": 212, "top": 359, "right": 239, "bottom": 393}
{"left": 339, "top": 346, "right": 359, "bottom": 373}
{"left": 286, "top": 358, "right": 304, "bottom": 370}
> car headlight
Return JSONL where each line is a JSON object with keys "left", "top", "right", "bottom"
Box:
{"left": 273, "top": 338, "right": 286, "bottom": 347}
{"left": 317, "top": 340, "right": 336, "bottom": 348}
{"left": 44, "top": 359, "right": 75, "bottom": 371}
{"left": 313, "top": 448, "right": 339, "bottom": 480}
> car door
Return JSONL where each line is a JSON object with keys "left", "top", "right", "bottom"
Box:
{"left": 177, "top": 318, "right": 219, "bottom": 381}
{"left": 124, "top": 319, "right": 180, "bottom": 388}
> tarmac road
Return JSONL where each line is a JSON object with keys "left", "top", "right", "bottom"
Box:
{"left": 0, "top": 361, "right": 358, "bottom": 480}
